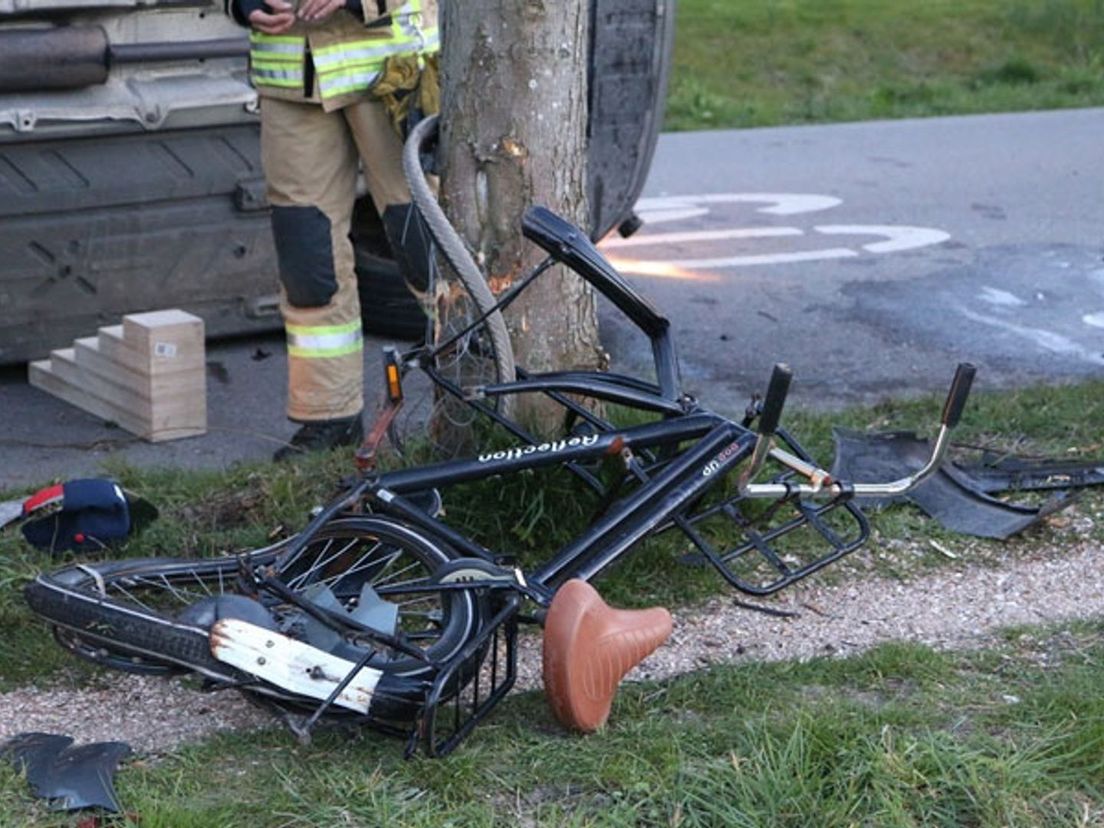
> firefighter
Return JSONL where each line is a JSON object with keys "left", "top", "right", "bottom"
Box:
{"left": 227, "top": 0, "right": 438, "bottom": 459}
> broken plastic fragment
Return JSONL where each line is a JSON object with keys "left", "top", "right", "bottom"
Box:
{"left": 0, "top": 732, "right": 131, "bottom": 813}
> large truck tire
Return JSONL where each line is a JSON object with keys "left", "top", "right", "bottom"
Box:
{"left": 355, "top": 250, "right": 427, "bottom": 342}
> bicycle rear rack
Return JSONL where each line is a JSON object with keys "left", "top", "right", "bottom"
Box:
{"left": 677, "top": 471, "right": 869, "bottom": 596}
{"left": 414, "top": 596, "right": 520, "bottom": 758}
{"left": 634, "top": 422, "right": 867, "bottom": 597}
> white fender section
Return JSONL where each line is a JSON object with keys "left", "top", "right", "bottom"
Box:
{"left": 209, "top": 618, "right": 382, "bottom": 713}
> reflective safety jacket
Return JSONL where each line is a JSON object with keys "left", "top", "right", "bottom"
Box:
{"left": 233, "top": 0, "right": 439, "bottom": 112}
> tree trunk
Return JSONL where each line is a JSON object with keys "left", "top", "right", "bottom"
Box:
{"left": 439, "top": 0, "right": 603, "bottom": 431}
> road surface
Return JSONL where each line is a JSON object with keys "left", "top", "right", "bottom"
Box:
{"left": 2, "top": 108, "right": 1101, "bottom": 489}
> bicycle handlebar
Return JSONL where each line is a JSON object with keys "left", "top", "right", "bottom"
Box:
{"left": 757, "top": 363, "right": 793, "bottom": 437}
{"left": 744, "top": 363, "right": 976, "bottom": 500}
{"left": 941, "top": 362, "right": 976, "bottom": 428}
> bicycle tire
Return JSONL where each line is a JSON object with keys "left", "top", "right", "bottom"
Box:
{"left": 401, "top": 115, "right": 516, "bottom": 437}
{"left": 24, "top": 518, "right": 482, "bottom": 722}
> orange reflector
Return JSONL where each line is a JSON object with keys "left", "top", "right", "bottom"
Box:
{"left": 386, "top": 363, "right": 402, "bottom": 402}
{"left": 382, "top": 347, "right": 404, "bottom": 403}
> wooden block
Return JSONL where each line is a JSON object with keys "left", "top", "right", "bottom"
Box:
{"left": 31, "top": 309, "right": 208, "bottom": 442}
{"left": 30, "top": 359, "right": 152, "bottom": 438}
{"left": 74, "top": 336, "right": 194, "bottom": 399}
{"left": 122, "top": 310, "right": 205, "bottom": 374}
{"left": 49, "top": 348, "right": 205, "bottom": 427}
{"left": 31, "top": 360, "right": 206, "bottom": 443}
{"left": 96, "top": 325, "right": 149, "bottom": 376}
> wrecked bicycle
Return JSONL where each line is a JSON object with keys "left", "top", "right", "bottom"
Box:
{"left": 23, "top": 116, "right": 979, "bottom": 758}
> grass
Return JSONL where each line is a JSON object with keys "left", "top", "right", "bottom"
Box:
{"left": 667, "top": 0, "right": 1104, "bottom": 130}
{"left": 0, "top": 384, "right": 1099, "bottom": 823}
{"left": 1, "top": 379, "right": 1100, "bottom": 688}
{"left": 1, "top": 621, "right": 1101, "bottom": 826}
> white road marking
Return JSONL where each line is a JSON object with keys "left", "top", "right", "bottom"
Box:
{"left": 636, "top": 193, "right": 842, "bottom": 222}
{"left": 634, "top": 207, "right": 710, "bottom": 225}
{"left": 814, "top": 225, "right": 952, "bottom": 253}
{"left": 600, "top": 227, "right": 802, "bottom": 248}
{"left": 605, "top": 194, "right": 950, "bottom": 273}
{"left": 977, "top": 286, "right": 1028, "bottom": 308}
{"left": 957, "top": 306, "right": 1104, "bottom": 365}
{"left": 1083, "top": 312, "right": 1104, "bottom": 329}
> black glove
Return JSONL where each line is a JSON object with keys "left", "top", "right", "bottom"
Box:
{"left": 229, "top": 0, "right": 267, "bottom": 26}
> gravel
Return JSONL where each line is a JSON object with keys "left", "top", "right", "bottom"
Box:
{"left": 1, "top": 538, "right": 1100, "bottom": 756}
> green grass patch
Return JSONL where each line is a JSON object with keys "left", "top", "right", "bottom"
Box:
{"left": 1, "top": 379, "right": 1100, "bottom": 688}
{"left": 667, "top": 0, "right": 1104, "bottom": 130}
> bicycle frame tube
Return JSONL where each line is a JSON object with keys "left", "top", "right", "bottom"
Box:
{"left": 530, "top": 423, "right": 757, "bottom": 588}
{"left": 361, "top": 413, "right": 734, "bottom": 581}
{"left": 371, "top": 412, "right": 724, "bottom": 496}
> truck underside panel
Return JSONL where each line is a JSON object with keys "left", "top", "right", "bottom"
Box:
{"left": 0, "top": 0, "right": 673, "bottom": 364}
{"left": 0, "top": 126, "right": 279, "bottom": 363}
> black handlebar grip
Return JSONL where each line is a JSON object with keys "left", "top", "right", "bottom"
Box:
{"left": 940, "top": 362, "right": 977, "bottom": 428}
{"left": 758, "top": 363, "right": 794, "bottom": 436}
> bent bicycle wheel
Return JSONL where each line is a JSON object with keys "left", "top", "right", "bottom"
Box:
{"left": 25, "top": 518, "right": 482, "bottom": 724}
{"left": 390, "top": 115, "right": 516, "bottom": 456}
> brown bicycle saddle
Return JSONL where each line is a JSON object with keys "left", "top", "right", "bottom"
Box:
{"left": 542, "top": 579, "right": 673, "bottom": 732}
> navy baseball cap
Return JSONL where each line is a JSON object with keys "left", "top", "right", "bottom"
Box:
{"left": 20, "top": 479, "right": 156, "bottom": 553}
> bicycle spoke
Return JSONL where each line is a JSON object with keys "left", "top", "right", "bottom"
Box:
{"left": 189, "top": 570, "right": 216, "bottom": 598}
{"left": 284, "top": 536, "right": 357, "bottom": 590}
{"left": 109, "top": 581, "right": 154, "bottom": 613}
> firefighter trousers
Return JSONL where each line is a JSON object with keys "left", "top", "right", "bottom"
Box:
{"left": 260, "top": 95, "right": 408, "bottom": 422}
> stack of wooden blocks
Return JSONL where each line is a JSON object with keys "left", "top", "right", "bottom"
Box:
{"left": 29, "top": 309, "right": 207, "bottom": 442}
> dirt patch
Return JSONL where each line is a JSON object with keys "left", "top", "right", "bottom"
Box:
{"left": 1, "top": 540, "right": 1101, "bottom": 757}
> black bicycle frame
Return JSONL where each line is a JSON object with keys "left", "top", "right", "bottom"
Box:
{"left": 358, "top": 412, "right": 766, "bottom": 601}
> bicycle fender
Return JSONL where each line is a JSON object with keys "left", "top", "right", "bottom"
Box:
{"left": 210, "top": 618, "right": 382, "bottom": 714}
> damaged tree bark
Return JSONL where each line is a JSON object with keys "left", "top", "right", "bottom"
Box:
{"left": 438, "top": 0, "right": 603, "bottom": 430}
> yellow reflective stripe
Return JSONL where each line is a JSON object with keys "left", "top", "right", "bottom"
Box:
{"left": 249, "top": 14, "right": 436, "bottom": 101}
{"left": 250, "top": 33, "right": 302, "bottom": 45}
{"left": 252, "top": 76, "right": 305, "bottom": 89}
{"left": 286, "top": 323, "right": 363, "bottom": 358}
{"left": 392, "top": 0, "right": 420, "bottom": 39}
{"left": 249, "top": 32, "right": 305, "bottom": 59}
{"left": 288, "top": 341, "right": 363, "bottom": 358}
{"left": 318, "top": 70, "right": 385, "bottom": 98}
{"left": 314, "top": 39, "right": 435, "bottom": 98}
{"left": 313, "top": 38, "right": 420, "bottom": 70}
{"left": 250, "top": 33, "right": 306, "bottom": 89}
{"left": 251, "top": 65, "right": 304, "bottom": 84}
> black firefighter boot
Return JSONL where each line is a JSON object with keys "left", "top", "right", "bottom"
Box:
{"left": 274, "top": 414, "right": 364, "bottom": 462}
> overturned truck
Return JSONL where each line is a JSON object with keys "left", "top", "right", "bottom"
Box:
{"left": 0, "top": 0, "right": 674, "bottom": 364}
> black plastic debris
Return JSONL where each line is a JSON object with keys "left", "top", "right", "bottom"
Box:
{"left": 830, "top": 430, "right": 1078, "bottom": 540}
{"left": 0, "top": 732, "right": 131, "bottom": 812}
{"left": 957, "top": 453, "right": 1104, "bottom": 495}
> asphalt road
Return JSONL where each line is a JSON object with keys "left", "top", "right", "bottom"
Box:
{"left": 604, "top": 107, "right": 1103, "bottom": 411}
{"left": 2, "top": 108, "right": 1101, "bottom": 490}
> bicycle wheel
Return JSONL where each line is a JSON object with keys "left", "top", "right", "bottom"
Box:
{"left": 25, "top": 518, "right": 482, "bottom": 721}
{"left": 391, "top": 115, "right": 516, "bottom": 454}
